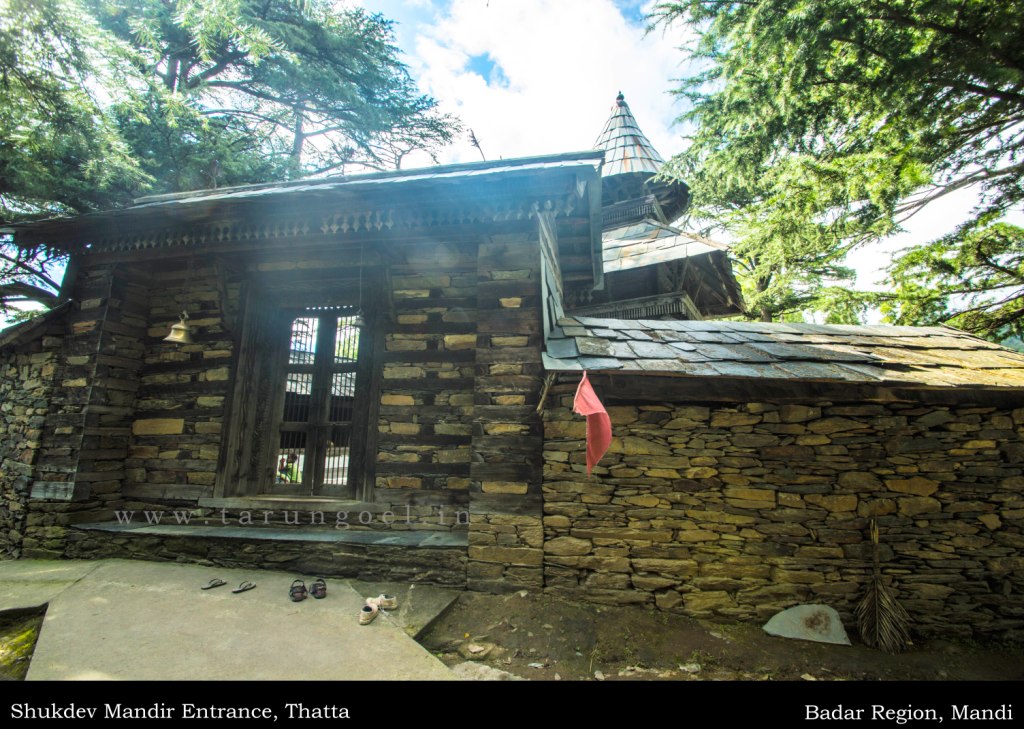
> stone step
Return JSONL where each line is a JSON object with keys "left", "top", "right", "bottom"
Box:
{"left": 63, "top": 523, "right": 468, "bottom": 588}
{"left": 350, "top": 579, "right": 462, "bottom": 639}
{"left": 73, "top": 521, "right": 467, "bottom": 547}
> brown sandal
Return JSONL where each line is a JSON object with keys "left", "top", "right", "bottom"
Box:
{"left": 310, "top": 578, "right": 327, "bottom": 599}
{"left": 289, "top": 579, "right": 307, "bottom": 602}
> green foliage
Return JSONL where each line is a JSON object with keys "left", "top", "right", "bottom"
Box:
{"left": 90, "top": 0, "right": 462, "bottom": 176}
{"left": 651, "top": 0, "right": 1024, "bottom": 333}
{"left": 112, "top": 92, "right": 290, "bottom": 195}
{"left": 884, "top": 220, "right": 1024, "bottom": 340}
{"left": 816, "top": 286, "right": 873, "bottom": 326}
{"left": 0, "top": 0, "right": 460, "bottom": 317}
{"left": 0, "top": 233, "right": 65, "bottom": 317}
{"left": 0, "top": 0, "right": 149, "bottom": 224}
{"left": 0, "top": 0, "right": 149, "bottom": 315}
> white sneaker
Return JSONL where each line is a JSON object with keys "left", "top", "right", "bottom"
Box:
{"left": 366, "top": 594, "right": 398, "bottom": 610}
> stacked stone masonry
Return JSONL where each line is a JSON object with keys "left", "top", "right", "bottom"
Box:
{"left": 63, "top": 529, "right": 467, "bottom": 587}
{"left": 15, "top": 227, "right": 555, "bottom": 557}
{"left": 0, "top": 338, "right": 59, "bottom": 557}
{"left": 128, "top": 262, "right": 236, "bottom": 502}
{"left": 466, "top": 234, "right": 547, "bottom": 593}
{"left": 543, "top": 396, "right": 1024, "bottom": 640}
{"left": 376, "top": 240, "right": 478, "bottom": 494}
{"left": 468, "top": 512, "right": 544, "bottom": 592}
{"left": 3, "top": 160, "right": 597, "bottom": 590}
{"left": 22, "top": 265, "right": 151, "bottom": 558}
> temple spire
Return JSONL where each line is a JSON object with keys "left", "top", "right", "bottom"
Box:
{"left": 593, "top": 92, "right": 665, "bottom": 177}
{"left": 593, "top": 92, "right": 689, "bottom": 224}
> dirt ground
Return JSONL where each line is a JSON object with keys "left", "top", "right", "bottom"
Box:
{"left": 2, "top": 591, "right": 1020, "bottom": 682}
{"left": 419, "top": 591, "right": 1024, "bottom": 681}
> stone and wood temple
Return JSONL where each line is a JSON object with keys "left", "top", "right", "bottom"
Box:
{"left": 2, "top": 95, "right": 1022, "bottom": 639}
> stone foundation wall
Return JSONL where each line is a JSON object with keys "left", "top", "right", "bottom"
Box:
{"left": 22, "top": 498, "right": 113, "bottom": 559}
{"left": 23, "top": 498, "right": 469, "bottom": 558}
{"left": 542, "top": 397, "right": 1024, "bottom": 639}
{"left": 62, "top": 529, "right": 467, "bottom": 587}
{"left": 468, "top": 511, "right": 544, "bottom": 592}
{"left": 0, "top": 340, "right": 59, "bottom": 556}
{"left": 112, "top": 501, "right": 470, "bottom": 532}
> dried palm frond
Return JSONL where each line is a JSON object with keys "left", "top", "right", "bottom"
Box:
{"left": 857, "top": 518, "right": 912, "bottom": 654}
{"left": 857, "top": 575, "right": 912, "bottom": 654}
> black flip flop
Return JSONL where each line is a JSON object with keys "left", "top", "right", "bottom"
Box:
{"left": 201, "top": 578, "right": 227, "bottom": 590}
{"left": 232, "top": 581, "right": 257, "bottom": 594}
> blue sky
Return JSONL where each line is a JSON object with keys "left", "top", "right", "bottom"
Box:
{"left": 349, "top": 0, "right": 1004, "bottom": 305}
{"left": 21, "top": 0, "right": 1010, "bottom": 325}
{"left": 1, "top": 1, "right": 1010, "bottom": 325}
{"left": 352, "top": 0, "right": 693, "bottom": 165}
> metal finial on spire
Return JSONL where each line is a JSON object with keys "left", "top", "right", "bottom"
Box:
{"left": 616, "top": 91, "right": 625, "bottom": 105}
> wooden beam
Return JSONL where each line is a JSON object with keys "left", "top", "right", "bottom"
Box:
{"left": 556, "top": 373, "right": 1024, "bottom": 407}
{"left": 376, "top": 463, "right": 472, "bottom": 476}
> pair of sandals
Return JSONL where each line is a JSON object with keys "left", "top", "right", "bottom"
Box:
{"left": 360, "top": 594, "right": 398, "bottom": 625}
{"left": 289, "top": 578, "right": 327, "bottom": 602}
{"left": 201, "top": 578, "right": 256, "bottom": 594}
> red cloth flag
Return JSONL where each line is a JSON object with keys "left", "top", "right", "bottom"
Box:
{"left": 573, "top": 371, "right": 612, "bottom": 476}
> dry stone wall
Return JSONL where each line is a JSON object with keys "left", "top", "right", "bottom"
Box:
{"left": 543, "top": 396, "right": 1024, "bottom": 639}
{"left": 0, "top": 338, "right": 59, "bottom": 556}
{"left": 22, "top": 265, "right": 150, "bottom": 557}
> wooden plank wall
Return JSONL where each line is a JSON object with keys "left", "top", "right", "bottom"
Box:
{"left": 32, "top": 264, "right": 149, "bottom": 503}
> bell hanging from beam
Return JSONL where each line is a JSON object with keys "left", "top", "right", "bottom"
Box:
{"left": 351, "top": 309, "right": 366, "bottom": 328}
{"left": 163, "top": 310, "right": 194, "bottom": 345}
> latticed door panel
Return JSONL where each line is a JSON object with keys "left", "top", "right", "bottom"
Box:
{"left": 272, "top": 307, "right": 362, "bottom": 496}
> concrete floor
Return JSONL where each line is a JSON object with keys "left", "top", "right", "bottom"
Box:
{"left": 0, "top": 559, "right": 457, "bottom": 681}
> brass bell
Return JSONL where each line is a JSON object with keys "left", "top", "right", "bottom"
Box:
{"left": 163, "top": 311, "right": 194, "bottom": 345}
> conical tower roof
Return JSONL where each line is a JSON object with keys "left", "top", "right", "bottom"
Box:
{"left": 594, "top": 92, "right": 665, "bottom": 177}
{"left": 594, "top": 92, "right": 689, "bottom": 225}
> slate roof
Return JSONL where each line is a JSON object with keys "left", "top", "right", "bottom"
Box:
{"left": 542, "top": 316, "right": 1024, "bottom": 388}
{"left": 129, "top": 152, "right": 605, "bottom": 209}
{"left": 10, "top": 151, "right": 607, "bottom": 247}
{"left": 602, "top": 219, "right": 732, "bottom": 274}
{"left": 593, "top": 93, "right": 664, "bottom": 178}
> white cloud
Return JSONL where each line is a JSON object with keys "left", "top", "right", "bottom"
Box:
{"left": 390, "top": 0, "right": 695, "bottom": 166}
{"left": 851, "top": 188, "right": 1024, "bottom": 292}
{"left": 359, "top": 0, "right": 1018, "bottom": 322}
